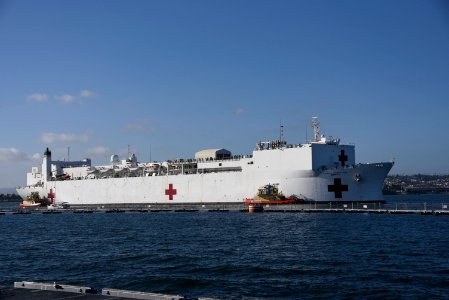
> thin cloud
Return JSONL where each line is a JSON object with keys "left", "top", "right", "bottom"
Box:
{"left": 0, "top": 148, "right": 40, "bottom": 162}
{"left": 235, "top": 108, "right": 244, "bottom": 115}
{"left": 80, "top": 89, "right": 96, "bottom": 98}
{"left": 55, "top": 94, "right": 76, "bottom": 103}
{"left": 27, "top": 93, "right": 48, "bottom": 102}
{"left": 40, "top": 132, "right": 89, "bottom": 144}
{"left": 87, "top": 146, "right": 111, "bottom": 157}
{"left": 126, "top": 119, "right": 155, "bottom": 132}
{"left": 31, "top": 153, "right": 41, "bottom": 160}
{"left": 29, "top": 90, "right": 97, "bottom": 104}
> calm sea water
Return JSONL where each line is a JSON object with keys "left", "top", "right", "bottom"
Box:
{"left": 1, "top": 194, "right": 449, "bottom": 299}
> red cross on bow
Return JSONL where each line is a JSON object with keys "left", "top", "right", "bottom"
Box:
{"left": 165, "top": 184, "right": 177, "bottom": 200}
{"left": 48, "top": 188, "right": 56, "bottom": 204}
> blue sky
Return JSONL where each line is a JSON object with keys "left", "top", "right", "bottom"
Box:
{"left": 0, "top": 0, "right": 448, "bottom": 188}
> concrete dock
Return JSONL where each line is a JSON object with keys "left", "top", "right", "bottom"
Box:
{"left": 1, "top": 203, "right": 449, "bottom": 215}
{"left": 1, "top": 281, "right": 218, "bottom": 300}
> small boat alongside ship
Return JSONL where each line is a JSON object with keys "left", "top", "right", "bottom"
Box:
{"left": 19, "top": 192, "right": 50, "bottom": 208}
{"left": 244, "top": 184, "right": 304, "bottom": 205}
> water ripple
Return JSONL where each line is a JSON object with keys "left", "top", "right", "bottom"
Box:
{"left": 1, "top": 202, "right": 449, "bottom": 299}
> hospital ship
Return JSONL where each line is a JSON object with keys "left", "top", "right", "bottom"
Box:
{"left": 17, "top": 118, "right": 394, "bottom": 207}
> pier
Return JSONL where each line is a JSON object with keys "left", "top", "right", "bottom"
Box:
{"left": 1, "top": 281, "right": 218, "bottom": 300}
{"left": 2, "top": 202, "right": 449, "bottom": 216}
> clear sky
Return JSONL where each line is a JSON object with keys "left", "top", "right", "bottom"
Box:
{"left": 0, "top": 0, "right": 448, "bottom": 188}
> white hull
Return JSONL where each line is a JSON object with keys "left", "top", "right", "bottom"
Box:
{"left": 17, "top": 163, "right": 393, "bottom": 205}
{"left": 17, "top": 120, "right": 394, "bottom": 206}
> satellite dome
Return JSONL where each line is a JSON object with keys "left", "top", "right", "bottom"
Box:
{"left": 110, "top": 154, "right": 120, "bottom": 164}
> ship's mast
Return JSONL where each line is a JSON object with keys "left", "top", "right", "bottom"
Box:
{"left": 279, "top": 123, "right": 284, "bottom": 144}
{"left": 311, "top": 117, "right": 320, "bottom": 142}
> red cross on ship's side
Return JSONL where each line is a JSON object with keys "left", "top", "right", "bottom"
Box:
{"left": 48, "top": 188, "right": 56, "bottom": 205}
{"left": 165, "top": 184, "right": 177, "bottom": 200}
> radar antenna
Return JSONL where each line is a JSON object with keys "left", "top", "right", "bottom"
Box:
{"left": 311, "top": 117, "right": 320, "bottom": 142}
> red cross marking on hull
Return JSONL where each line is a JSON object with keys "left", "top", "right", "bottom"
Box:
{"left": 165, "top": 184, "right": 177, "bottom": 200}
{"left": 48, "top": 189, "right": 56, "bottom": 204}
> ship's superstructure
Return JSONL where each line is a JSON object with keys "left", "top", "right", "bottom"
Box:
{"left": 17, "top": 119, "right": 394, "bottom": 206}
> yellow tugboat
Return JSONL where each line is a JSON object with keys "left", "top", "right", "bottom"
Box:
{"left": 19, "top": 192, "right": 50, "bottom": 208}
{"left": 244, "top": 184, "right": 303, "bottom": 205}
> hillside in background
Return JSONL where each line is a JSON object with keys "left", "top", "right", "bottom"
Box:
{"left": 384, "top": 174, "right": 449, "bottom": 194}
{"left": 0, "top": 187, "right": 17, "bottom": 195}
{"left": 0, "top": 192, "right": 21, "bottom": 201}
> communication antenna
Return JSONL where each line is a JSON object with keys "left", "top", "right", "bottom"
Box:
{"left": 68, "top": 146, "right": 70, "bottom": 161}
{"left": 279, "top": 122, "right": 284, "bottom": 143}
{"left": 311, "top": 117, "right": 320, "bottom": 142}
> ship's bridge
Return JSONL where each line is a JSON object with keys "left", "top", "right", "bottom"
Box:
{"left": 252, "top": 136, "right": 355, "bottom": 173}
{"left": 311, "top": 143, "right": 355, "bottom": 171}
